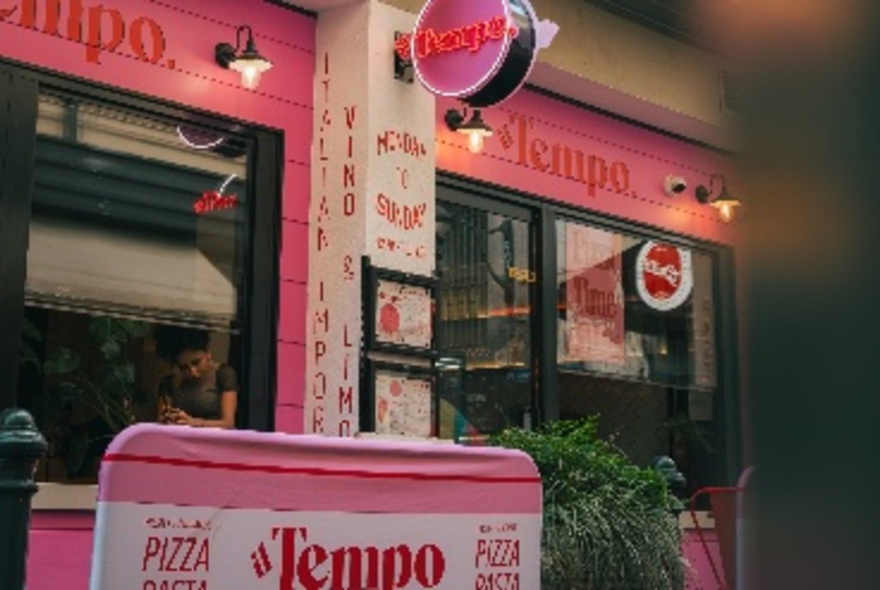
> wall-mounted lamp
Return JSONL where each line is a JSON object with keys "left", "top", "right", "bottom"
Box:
{"left": 445, "top": 108, "right": 493, "bottom": 154}
{"left": 696, "top": 174, "right": 742, "bottom": 223}
{"left": 393, "top": 31, "right": 414, "bottom": 83}
{"left": 215, "top": 25, "right": 273, "bottom": 90}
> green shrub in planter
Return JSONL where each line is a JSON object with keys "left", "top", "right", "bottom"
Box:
{"left": 492, "top": 417, "right": 685, "bottom": 590}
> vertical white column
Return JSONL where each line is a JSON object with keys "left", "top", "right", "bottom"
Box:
{"left": 306, "top": 0, "right": 436, "bottom": 436}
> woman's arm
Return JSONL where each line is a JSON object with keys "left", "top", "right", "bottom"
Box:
{"left": 157, "top": 377, "right": 173, "bottom": 423}
{"left": 171, "top": 391, "right": 237, "bottom": 429}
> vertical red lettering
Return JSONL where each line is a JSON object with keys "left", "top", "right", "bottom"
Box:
{"left": 382, "top": 545, "right": 413, "bottom": 590}
{"left": 475, "top": 539, "right": 488, "bottom": 568}
{"left": 343, "top": 256, "right": 355, "bottom": 280}
{"left": 313, "top": 372, "right": 327, "bottom": 401}
{"left": 338, "top": 420, "right": 351, "bottom": 437}
{"left": 129, "top": 16, "right": 165, "bottom": 64}
{"left": 314, "top": 308, "right": 329, "bottom": 333}
{"left": 512, "top": 113, "right": 531, "bottom": 166}
{"left": 18, "top": 0, "right": 35, "bottom": 29}
{"left": 274, "top": 527, "right": 302, "bottom": 590}
{"left": 343, "top": 193, "right": 356, "bottom": 216}
{"left": 86, "top": 5, "right": 125, "bottom": 64}
{"left": 345, "top": 105, "right": 356, "bottom": 129}
{"left": 343, "top": 165, "right": 355, "bottom": 188}
{"left": 142, "top": 537, "right": 161, "bottom": 571}
{"left": 317, "top": 226, "right": 328, "bottom": 251}
{"left": 530, "top": 137, "right": 549, "bottom": 172}
{"left": 298, "top": 546, "right": 329, "bottom": 589}
{"left": 67, "top": 0, "right": 84, "bottom": 42}
{"left": 318, "top": 195, "right": 330, "bottom": 223}
{"left": 587, "top": 155, "right": 608, "bottom": 197}
{"left": 312, "top": 406, "right": 324, "bottom": 432}
{"left": 339, "top": 386, "right": 353, "bottom": 413}
{"left": 315, "top": 341, "right": 327, "bottom": 365}
{"left": 44, "top": 0, "right": 63, "bottom": 36}
{"left": 610, "top": 161, "right": 630, "bottom": 194}
{"left": 347, "top": 135, "right": 354, "bottom": 158}
{"left": 415, "top": 545, "right": 446, "bottom": 587}
{"left": 343, "top": 324, "right": 354, "bottom": 347}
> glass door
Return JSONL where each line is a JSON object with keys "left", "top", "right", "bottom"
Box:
{"left": 435, "top": 189, "right": 535, "bottom": 443}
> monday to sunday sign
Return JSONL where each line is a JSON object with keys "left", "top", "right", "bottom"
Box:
{"left": 89, "top": 424, "right": 542, "bottom": 589}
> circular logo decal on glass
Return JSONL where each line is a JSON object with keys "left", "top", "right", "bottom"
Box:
{"left": 635, "top": 242, "right": 693, "bottom": 311}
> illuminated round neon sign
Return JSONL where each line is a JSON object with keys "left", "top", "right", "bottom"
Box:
{"left": 397, "top": 0, "right": 556, "bottom": 108}
{"left": 635, "top": 242, "right": 694, "bottom": 312}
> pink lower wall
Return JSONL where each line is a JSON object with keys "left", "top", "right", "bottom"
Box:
{"left": 0, "top": 0, "right": 315, "bottom": 431}
{"left": 27, "top": 512, "right": 95, "bottom": 590}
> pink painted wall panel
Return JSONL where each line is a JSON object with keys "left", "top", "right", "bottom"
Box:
{"left": 278, "top": 280, "right": 307, "bottom": 346}
{"left": 275, "top": 403, "right": 305, "bottom": 435}
{"left": 277, "top": 340, "right": 306, "bottom": 407}
{"left": 280, "top": 220, "right": 309, "bottom": 284}
{"left": 282, "top": 160, "right": 311, "bottom": 222}
{"left": 27, "top": 530, "right": 93, "bottom": 590}
{"left": 436, "top": 93, "right": 741, "bottom": 247}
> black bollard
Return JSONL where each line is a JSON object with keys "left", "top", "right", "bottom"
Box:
{"left": 0, "top": 408, "right": 48, "bottom": 590}
{"left": 653, "top": 455, "right": 686, "bottom": 516}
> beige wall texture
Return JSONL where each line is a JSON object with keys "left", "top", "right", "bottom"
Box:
{"left": 382, "top": 0, "right": 727, "bottom": 133}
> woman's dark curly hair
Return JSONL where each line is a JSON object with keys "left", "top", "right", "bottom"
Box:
{"left": 154, "top": 325, "right": 211, "bottom": 363}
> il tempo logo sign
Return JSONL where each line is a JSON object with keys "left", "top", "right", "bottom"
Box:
{"left": 0, "top": 0, "right": 176, "bottom": 67}
{"left": 635, "top": 241, "right": 694, "bottom": 312}
{"left": 396, "top": 0, "right": 558, "bottom": 107}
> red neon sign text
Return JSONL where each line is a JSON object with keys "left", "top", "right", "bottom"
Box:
{"left": 193, "top": 191, "right": 238, "bottom": 215}
{"left": 395, "top": 16, "right": 517, "bottom": 62}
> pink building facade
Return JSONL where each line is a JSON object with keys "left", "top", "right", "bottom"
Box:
{"left": 0, "top": 1, "right": 740, "bottom": 588}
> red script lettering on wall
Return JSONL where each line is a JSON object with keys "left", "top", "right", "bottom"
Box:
{"left": 0, "top": 0, "right": 175, "bottom": 66}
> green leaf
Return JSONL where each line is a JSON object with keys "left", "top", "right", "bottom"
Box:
{"left": 44, "top": 348, "right": 81, "bottom": 375}
{"left": 99, "top": 338, "right": 121, "bottom": 360}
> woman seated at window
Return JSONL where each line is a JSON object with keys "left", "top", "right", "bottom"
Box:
{"left": 154, "top": 326, "right": 238, "bottom": 429}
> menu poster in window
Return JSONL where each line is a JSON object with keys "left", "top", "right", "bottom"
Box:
{"left": 375, "top": 279, "right": 433, "bottom": 350}
{"left": 564, "top": 224, "right": 625, "bottom": 365}
{"left": 375, "top": 369, "right": 433, "bottom": 437}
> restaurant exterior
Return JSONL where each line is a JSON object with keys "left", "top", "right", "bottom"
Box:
{"left": 0, "top": 0, "right": 742, "bottom": 587}
{"left": 0, "top": 0, "right": 315, "bottom": 587}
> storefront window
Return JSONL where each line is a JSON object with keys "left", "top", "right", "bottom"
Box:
{"left": 18, "top": 94, "right": 250, "bottom": 482}
{"left": 556, "top": 219, "right": 718, "bottom": 486}
{"left": 435, "top": 200, "right": 532, "bottom": 442}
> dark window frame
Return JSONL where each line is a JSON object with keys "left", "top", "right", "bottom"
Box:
{"left": 0, "top": 60, "right": 281, "bottom": 431}
{"left": 437, "top": 172, "right": 742, "bottom": 484}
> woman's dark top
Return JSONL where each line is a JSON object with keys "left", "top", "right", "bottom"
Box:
{"left": 159, "top": 364, "right": 238, "bottom": 420}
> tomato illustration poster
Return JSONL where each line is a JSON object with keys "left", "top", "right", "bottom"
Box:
{"left": 375, "top": 370, "right": 433, "bottom": 437}
{"left": 375, "top": 279, "right": 433, "bottom": 350}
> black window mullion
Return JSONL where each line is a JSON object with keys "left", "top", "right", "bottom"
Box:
{"left": 536, "top": 205, "right": 559, "bottom": 425}
{"left": 0, "top": 70, "right": 38, "bottom": 410}
{"left": 715, "top": 247, "right": 742, "bottom": 484}
{"left": 242, "top": 128, "right": 281, "bottom": 431}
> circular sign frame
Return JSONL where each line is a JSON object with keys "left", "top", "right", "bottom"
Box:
{"left": 409, "top": 0, "right": 540, "bottom": 108}
{"left": 635, "top": 241, "right": 694, "bottom": 312}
